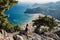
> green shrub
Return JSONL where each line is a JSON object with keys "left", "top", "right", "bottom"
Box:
{"left": 14, "top": 25, "right": 21, "bottom": 31}
{"left": 33, "top": 16, "right": 58, "bottom": 32}
{"left": 42, "top": 28, "right": 48, "bottom": 32}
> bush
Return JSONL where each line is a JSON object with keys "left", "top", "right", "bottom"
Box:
{"left": 32, "top": 16, "right": 58, "bottom": 32}
{"left": 14, "top": 25, "right": 21, "bottom": 31}
{"left": 41, "top": 28, "right": 48, "bottom": 32}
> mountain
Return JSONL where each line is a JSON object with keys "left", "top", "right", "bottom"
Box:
{"left": 24, "top": 1, "right": 60, "bottom": 20}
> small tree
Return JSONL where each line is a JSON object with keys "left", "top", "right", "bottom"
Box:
{"left": 14, "top": 25, "right": 21, "bottom": 31}
{"left": 32, "top": 16, "right": 58, "bottom": 33}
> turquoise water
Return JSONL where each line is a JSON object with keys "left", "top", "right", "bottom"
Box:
{"left": 4, "top": 3, "right": 60, "bottom": 25}
{"left": 5, "top": 3, "right": 32, "bottom": 25}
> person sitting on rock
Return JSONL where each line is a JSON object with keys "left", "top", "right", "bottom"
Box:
{"left": 25, "top": 24, "right": 32, "bottom": 35}
{"left": 25, "top": 24, "right": 29, "bottom": 33}
{"left": 19, "top": 24, "right": 32, "bottom": 36}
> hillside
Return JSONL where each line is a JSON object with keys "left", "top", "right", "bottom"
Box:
{"left": 24, "top": 1, "right": 60, "bottom": 20}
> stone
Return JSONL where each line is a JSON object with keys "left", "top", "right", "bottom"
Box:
{"left": 13, "top": 35, "right": 24, "bottom": 40}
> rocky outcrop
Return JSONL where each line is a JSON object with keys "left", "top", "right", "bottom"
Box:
{"left": 13, "top": 33, "right": 56, "bottom": 40}
{"left": 13, "top": 25, "right": 60, "bottom": 40}
{"left": 45, "top": 32, "right": 60, "bottom": 40}
{"left": 0, "top": 30, "right": 14, "bottom": 40}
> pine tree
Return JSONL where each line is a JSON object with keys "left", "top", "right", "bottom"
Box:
{"left": 0, "top": 0, "right": 18, "bottom": 31}
{"left": 32, "top": 16, "right": 58, "bottom": 33}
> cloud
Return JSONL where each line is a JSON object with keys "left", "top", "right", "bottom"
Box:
{"left": 18, "top": 0, "right": 60, "bottom": 3}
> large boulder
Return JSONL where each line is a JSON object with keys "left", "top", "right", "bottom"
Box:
{"left": 13, "top": 35, "right": 24, "bottom": 40}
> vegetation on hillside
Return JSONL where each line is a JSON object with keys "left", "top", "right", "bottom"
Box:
{"left": 0, "top": 0, "right": 21, "bottom": 32}
{"left": 32, "top": 16, "right": 58, "bottom": 33}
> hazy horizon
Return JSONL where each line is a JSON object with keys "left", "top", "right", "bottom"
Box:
{"left": 18, "top": 0, "right": 60, "bottom": 4}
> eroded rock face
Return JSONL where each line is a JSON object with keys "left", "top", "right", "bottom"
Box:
{"left": 16, "top": 35, "right": 24, "bottom": 40}
{"left": 0, "top": 30, "right": 7, "bottom": 40}
{"left": 13, "top": 33, "right": 56, "bottom": 40}
{"left": 26, "top": 33, "right": 55, "bottom": 40}
{"left": 13, "top": 25, "right": 60, "bottom": 40}
{"left": 13, "top": 22, "right": 60, "bottom": 40}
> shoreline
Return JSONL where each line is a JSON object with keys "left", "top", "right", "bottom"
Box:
{"left": 21, "top": 13, "right": 60, "bottom": 29}
{"left": 22, "top": 14, "right": 45, "bottom": 29}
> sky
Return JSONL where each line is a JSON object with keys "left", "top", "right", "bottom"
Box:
{"left": 18, "top": 0, "right": 60, "bottom": 3}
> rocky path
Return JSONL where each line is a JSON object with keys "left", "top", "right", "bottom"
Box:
{"left": 4, "top": 32, "right": 20, "bottom": 40}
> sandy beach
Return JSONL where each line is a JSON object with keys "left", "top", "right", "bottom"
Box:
{"left": 22, "top": 13, "right": 45, "bottom": 29}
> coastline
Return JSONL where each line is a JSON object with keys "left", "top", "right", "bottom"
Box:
{"left": 21, "top": 13, "right": 60, "bottom": 29}
{"left": 22, "top": 13, "right": 45, "bottom": 29}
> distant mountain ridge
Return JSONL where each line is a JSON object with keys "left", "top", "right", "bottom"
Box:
{"left": 24, "top": 1, "right": 60, "bottom": 20}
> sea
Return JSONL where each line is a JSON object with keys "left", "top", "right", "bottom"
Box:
{"left": 4, "top": 3, "right": 32, "bottom": 25}
{"left": 4, "top": 3, "right": 60, "bottom": 25}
